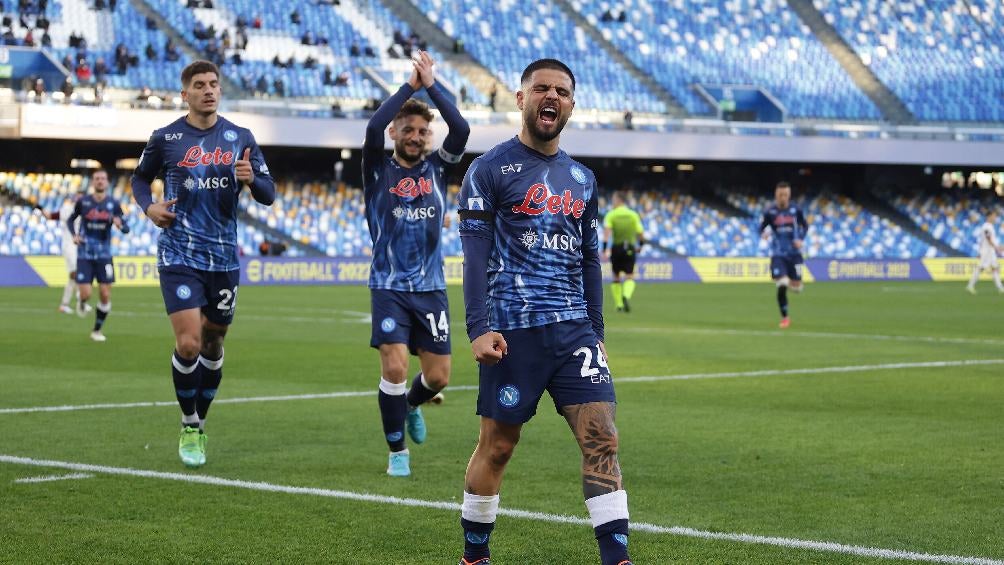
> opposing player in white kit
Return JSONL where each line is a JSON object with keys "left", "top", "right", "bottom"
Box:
{"left": 36, "top": 186, "right": 90, "bottom": 315}
{"left": 966, "top": 210, "right": 1004, "bottom": 294}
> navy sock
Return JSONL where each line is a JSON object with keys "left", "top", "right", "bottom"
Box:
{"left": 378, "top": 389, "right": 407, "bottom": 452}
{"left": 196, "top": 354, "right": 223, "bottom": 420}
{"left": 777, "top": 286, "right": 788, "bottom": 317}
{"left": 93, "top": 304, "right": 109, "bottom": 332}
{"left": 172, "top": 351, "right": 200, "bottom": 417}
{"left": 406, "top": 372, "right": 440, "bottom": 408}
{"left": 595, "top": 518, "right": 630, "bottom": 565}
{"left": 460, "top": 517, "right": 494, "bottom": 561}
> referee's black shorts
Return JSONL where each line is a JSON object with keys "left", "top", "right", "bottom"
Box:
{"left": 610, "top": 244, "right": 637, "bottom": 275}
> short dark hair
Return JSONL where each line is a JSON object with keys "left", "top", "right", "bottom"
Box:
{"left": 776, "top": 181, "right": 791, "bottom": 191}
{"left": 92, "top": 168, "right": 108, "bottom": 178}
{"left": 181, "top": 60, "right": 220, "bottom": 87}
{"left": 520, "top": 58, "right": 575, "bottom": 91}
{"left": 394, "top": 98, "right": 434, "bottom": 123}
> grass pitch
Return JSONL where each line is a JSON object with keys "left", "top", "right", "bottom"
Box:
{"left": 1, "top": 282, "right": 1002, "bottom": 564}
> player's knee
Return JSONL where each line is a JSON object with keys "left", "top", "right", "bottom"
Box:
{"left": 201, "top": 331, "right": 226, "bottom": 359}
{"left": 486, "top": 439, "right": 516, "bottom": 469}
{"left": 423, "top": 368, "right": 450, "bottom": 390}
{"left": 775, "top": 277, "right": 790, "bottom": 288}
{"left": 382, "top": 362, "right": 408, "bottom": 382}
{"left": 176, "top": 334, "right": 202, "bottom": 359}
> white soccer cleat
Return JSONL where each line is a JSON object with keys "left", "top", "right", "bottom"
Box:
{"left": 966, "top": 286, "right": 977, "bottom": 295}
{"left": 83, "top": 303, "right": 93, "bottom": 313}
{"left": 89, "top": 331, "right": 106, "bottom": 342}
{"left": 429, "top": 392, "right": 445, "bottom": 405}
{"left": 58, "top": 305, "right": 73, "bottom": 314}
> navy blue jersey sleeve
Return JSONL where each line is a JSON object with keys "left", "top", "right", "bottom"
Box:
{"left": 759, "top": 211, "right": 770, "bottom": 233}
{"left": 362, "top": 83, "right": 416, "bottom": 183}
{"left": 581, "top": 182, "right": 604, "bottom": 341}
{"left": 243, "top": 132, "right": 275, "bottom": 206}
{"left": 458, "top": 159, "right": 497, "bottom": 340}
{"left": 131, "top": 132, "right": 163, "bottom": 212}
{"left": 426, "top": 81, "right": 469, "bottom": 163}
{"left": 796, "top": 209, "right": 808, "bottom": 238}
{"left": 67, "top": 199, "right": 82, "bottom": 236}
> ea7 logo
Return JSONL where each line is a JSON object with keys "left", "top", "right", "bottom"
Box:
{"left": 165, "top": 133, "right": 183, "bottom": 141}
{"left": 500, "top": 163, "right": 523, "bottom": 175}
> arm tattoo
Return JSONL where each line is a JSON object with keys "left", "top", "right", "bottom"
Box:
{"left": 561, "top": 402, "right": 623, "bottom": 498}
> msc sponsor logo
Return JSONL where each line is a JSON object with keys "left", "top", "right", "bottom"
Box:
{"left": 390, "top": 176, "right": 432, "bottom": 198}
{"left": 182, "top": 176, "right": 230, "bottom": 190}
{"left": 177, "top": 146, "right": 235, "bottom": 168}
{"left": 500, "top": 163, "right": 522, "bottom": 175}
{"left": 393, "top": 206, "right": 437, "bottom": 221}
{"left": 512, "top": 183, "right": 585, "bottom": 218}
{"left": 542, "top": 233, "right": 579, "bottom": 252}
{"left": 165, "top": 133, "right": 183, "bottom": 141}
{"left": 519, "top": 230, "right": 539, "bottom": 249}
{"left": 498, "top": 385, "right": 520, "bottom": 408}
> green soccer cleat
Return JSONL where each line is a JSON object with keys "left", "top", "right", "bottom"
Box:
{"left": 387, "top": 451, "right": 411, "bottom": 477}
{"left": 197, "top": 431, "right": 208, "bottom": 466}
{"left": 406, "top": 406, "right": 427, "bottom": 444}
{"left": 178, "top": 426, "right": 203, "bottom": 468}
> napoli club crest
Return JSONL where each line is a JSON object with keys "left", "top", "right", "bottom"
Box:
{"left": 224, "top": 130, "right": 238, "bottom": 142}
{"left": 176, "top": 285, "right": 192, "bottom": 299}
{"left": 569, "top": 165, "right": 587, "bottom": 184}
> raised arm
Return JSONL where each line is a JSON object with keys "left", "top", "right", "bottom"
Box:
{"left": 416, "top": 51, "right": 470, "bottom": 161}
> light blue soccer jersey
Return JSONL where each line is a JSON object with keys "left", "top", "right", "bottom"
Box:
{"left": 72, "top": 194, "right": 123, "bottom": 260}
{"left": 458, "top": 137, "right": 601, "bottom": 331}
{"left": 133, "top": 116, "right": 273, "bottom": 271}
{"left": 362, "top": 149, "right": 455, "bottom": 292}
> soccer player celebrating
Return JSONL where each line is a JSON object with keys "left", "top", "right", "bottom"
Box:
{"left": 36, "top": 185, "right": 88, "bottom": 315}
{"left": 131, "top": 60, "right": 275, "bottom": 468}
{"left": 602, "top": 191, "right": 644, "bottom": 312}
{"left": 456, "top": 59, "right": 632, "bottom": 565}
{"left": 66, "top": 169, "right": 129, "bottom": 342}
{"left": 363, "top": 51, "right": 469, "bottom": 477}
{"left": 966, "top": 209, "right": 1004, "bottom": 294}
{"left": 759, "top": 181, "right": 809, "bottom": 328}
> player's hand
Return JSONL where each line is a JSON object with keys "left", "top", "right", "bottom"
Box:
{"left": 406, "top": 64, "right": 421, "bottom": 90}
{"left": 793, "top": 239, "right": 803, "bottom": 250}
{"left": 412, "top": 50, "right": 435, "bottom": 88}
{"left": 761, "top": 231, "right": 770, "bottom": 240}
{"left": 472, "top": 331, "right": 507, "bottom": 365}
{"left": 146, "top": 198, "right": 177, "bottom": 229}
{"left": 73, "top": 234, "right": 83, "bottom": 245}
{"left": 236, "top": 148, "right": 255, "bottom": 187}
{"left": 598, "top": 341, "right": 608, "bottom": 363}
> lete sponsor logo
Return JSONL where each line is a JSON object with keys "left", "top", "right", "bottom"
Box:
{"left": 177, "top": 146, "right": 235, "bottom": 168}
{"left": 511, "top": 183, "right": 585, "bottom": 218}
{"left": 390, "top": 176, "right": 432, "bottom": 198}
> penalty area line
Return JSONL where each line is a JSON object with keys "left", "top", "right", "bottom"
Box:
{"left": 2, "top": 359, "right": 1002, "bottom": 415}
{"left": 0, "top": 454, "right": 1000, "bottom": 565}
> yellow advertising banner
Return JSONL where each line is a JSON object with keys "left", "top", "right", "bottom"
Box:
{"left": 923, "top": 258, "right": 1003, "bottom": 282}
{"left": 687, "top": 257, "right": 815, "bottom": 283}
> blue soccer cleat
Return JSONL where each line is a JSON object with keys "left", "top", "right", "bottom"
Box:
{"left": 387, "top": 451, "right": 411, "bottom": 477}
{"left": 406, "top": 406, "right": 427, "bottom": 444}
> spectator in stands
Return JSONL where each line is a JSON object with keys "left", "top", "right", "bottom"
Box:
{"left": 145, "top": 16, "right": 156, "bottom": 30}
{"left": 31, "top": 77, "right": 45, "bottom": 98}
{"left": 22, "top": 28, "right": 34, "bottom": 46}
{"left": 60, "top": 76, "right": 73, "bottom": 102}
{"left": 601, "top": 9, "right": 614, "bottom": 22}
{"left": 165, "top": 39, "right": 180, "bottom": 62}
{"left": 304, "top": 55, "right": 317, "bottom": 69}
{"left": 235, "top": 28, "right": 247, "bottom": 50}
{"left": 5, "top": 27, "right": 20, "bottom": 45}
{"left": 231, "top": 52, "right": 243, "bottom": 65}
{"left": 60, "top": 54, "right": 73, "bottom": 70}
{"left": 186, "top": 0, "right": 199, "bottom": 7}
{"left": 334, "top": 71, "right": 349, "bottom": 86}
{"left": 93, "top": 80, "right": 105, "bottom": 105}
{"left": 127, "top": 49, "right": 139, "bottom": 68}
{"left": 1, "top": 16, "right": 10, "bottom": 29}
{"left": 364, "top": 45, "right": 375, "bottom": 57}
{"left": 220, "top": 29, "right": 231, "bottom": 50}
{"left": 205, "top": 39, "right": 221, "bottom": 64}
{"left": 41, "top": 30, "right": 50, "bottom": 46}
{"left": 236, "top": 14, "right": 247, "bottom": 29}
{"left": 350, "top": 42, "right": 360, "bottom": 57}
{"left": 114, "top": 42, "right": 128, "bottom": 69}
{"left": 94, "top": 0, "right": 106, "bottom": 9}
{"left": 301, "top": 31, "right": 314, "bottom": 46}
{"left": 193, "top": 21, "right": 207, "bottom": 40}
{"left": 255, "top": 75, "right": 268, "bottom": 95}
{"left": 623, "top": 108, "right": 633, "bottom": 130}
{"left": 252, "top": 14, "right": 262, "bottom": 29}
{"left": 273, "top": 77, "right": 285, "bottom": 97}
{"left": 76, "top": 59, "right": 92, "bottom": 83}
{"left": 458, "top": 85, "right": 468, "bottom": 106}
{"left": 135, "top": 86, "right": 153, "bottom": 105}
{"left": 93, "top": 57, "right": 108, "bottom": 80}
{"left": 202, "top": 0, "right": 213, "bottom": 7}
{"left": 286, "top": 55, "right": 295, "bottom": 68}
{"left": 488, "top": 84, "right": 497, "bottom": 111}
{"left": 290, "top": 9, "right": 301, "bottom": 25}
{"left": 37, "top": 14, "right": 49, "bottom": 31}
{"left": 145, "top": 43, "right": 157, "bottom": 61}
{"left": 272, "top": 55, "right": 284, "bottom": 68}
{"left": 322, "top": 65, "right": 334, "bottom": 85}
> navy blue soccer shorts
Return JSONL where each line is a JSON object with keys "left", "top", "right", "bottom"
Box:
{"left": 76, "top": 257, "right": 115, "bottom": 284}
{"left": 477, "top": 318, "right": 617, "bottom": 424}
{"left": 159, "top": 265, "right": 240, "bottom": 326}
{"left": 370, "top": 289, "right": 451, "bottom": 356}
{"left": 770, "top": 254, "right": 804, "bottom": 281}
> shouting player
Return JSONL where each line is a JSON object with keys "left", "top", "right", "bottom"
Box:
{"left": 966, "top": 209, "right": 1004, "bottom": 294}
{"left": 456, "top": 59, "right": 633, "bottom": 565}
{"left": 363, "top": 51, "right": 469, "bottom": 477}
{"left": 66, "top": 169, "right": 129, "bottom": 342}
{"left": 760, "top": 181, "right": 808, "bottom": 328}
{"left": 131, "top": 60, "right": 276, "bottom": 467}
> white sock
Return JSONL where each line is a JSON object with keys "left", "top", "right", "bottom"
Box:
{"left": 462, "top": 492, "right": 500, "bottom": 524}
{"left": 968, "top": 267, "right": 981, "bottom": 289}
{"left": 994, "top": 269, "right": 1004, "bottom": 291}
{"left": 379, "top": 377, "right": 406, "bottom": 396}
{"left": 61, "top": 280, "right": 75, "bottom": 306}
{"left": 585, "top": 490, "right": 630, "bottom": 528}
{"left": 97, "top": 302, "right": 111, "bottom": 313}
{"left": 181, "top": 413, "right": 199, "bottom": 428}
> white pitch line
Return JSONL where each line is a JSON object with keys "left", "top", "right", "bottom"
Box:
{"left": 14, "top": 472, "right": 94, "bottom": 483}
{"left": 2, "top": 359, "right": 1001, "bottom": 415}
{"left": 616, "top": 326, "right": 1004, "bottom": 347}
{"left": 0, "top": 455, "right": 999, "bottom": 565}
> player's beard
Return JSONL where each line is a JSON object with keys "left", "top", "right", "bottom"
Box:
{"left": 395, "top": 139, "right": 424, "bottom": 165}
{"left": 523, "top": 103, "right": 568, "bottom": 143}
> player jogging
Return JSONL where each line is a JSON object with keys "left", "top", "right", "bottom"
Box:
{"left": 131, "top": 60, "right": 275, "bottom": 468}
{"left": 36, "top": 185, "right": 89, "bottom": 314}
{"left": 66, "top": 169, "right": 129, "bottom": 341}
{"left": 363, "top": 51, "right": 469, "bottom": 477}
{"left": 759, "top": 181, "right": 808, "bottom": 328}
{"left": 456, "top": 59, "right": 633, "bottom": 565}
{"left": 966, "top": 210, "right": 1004, "bottom": 294}
{"left": 603, "top": 191, "right": 644, "bottom": 312}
